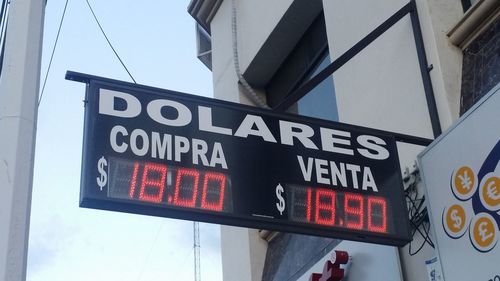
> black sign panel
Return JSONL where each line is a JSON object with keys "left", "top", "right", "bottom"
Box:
{"left": 69, "top": 72, "right": 410, "bottom": 246}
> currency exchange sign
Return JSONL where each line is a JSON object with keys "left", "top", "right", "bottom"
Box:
{"left": 68, "top": 71, "right": 410, "bottom": 246}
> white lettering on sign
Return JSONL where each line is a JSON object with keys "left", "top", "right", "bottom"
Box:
{"left": 357, "top": 135, "right": 389, "bottom": 160}
{"left": 99, "top": 89, "right": 394, "bottom": 184}
{"left": 99, "top": 89, "right": 390, "bottom": 161}
{"left": 198, "top": 106, "right": 232, "bottom": 135}
{"left": 147, "top": 99, "right": 192, "bottom": 127}
{"left": 108, "top": 125, "right": 228, "bottom": 169}
{"left": 279, "top": 120, "right": 319, "bottom": 150}
{"left": 320, "top": 128, "right": 354, "bottom": 156}
{"left": 297, "top": 155, "right": 378, "bottom": 192}
{"left": 99, "top": 89, "right": 141, "bottom": 118}
{"left": 234, "top": 114, "right": 277, "bottom": 143}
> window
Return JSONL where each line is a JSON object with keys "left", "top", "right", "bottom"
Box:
{"left": 195, "top": 23, "right": 212, "bottom": 70}
{"left": 266, "top": 13, "right": 338, "bottom": 122}
{"left": 461, "top": 0, "right": 481, "bottom": 12}
{"left": 287, "top": 53, "right": 337, "bottom": 121}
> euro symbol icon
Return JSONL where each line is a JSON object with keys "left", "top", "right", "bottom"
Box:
{"left": 486, "top": 180, "right": 500, "bottom": 201}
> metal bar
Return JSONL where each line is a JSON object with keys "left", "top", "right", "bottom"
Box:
{"left": 393, "top": 133, "right": 433, "bottom": 146}
{"left": 461, "top": 0, "right": 472, "bottom": 12}
{"left": 0, "top": 0, "right": 9, "bottom": 75}
{"left": 0, "top": 0, "right": 7, "bottom": 26}
{"left": 273, "top": 2, "right": 414, "bottom": 111}
{"left": 409, "top": 0, "right": 442, "bottom": 137}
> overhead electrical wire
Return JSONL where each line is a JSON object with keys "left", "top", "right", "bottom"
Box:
{"left": 0, "top": 0, "right": 11, "bottom": 77}
{"left": 84, "top": 0, "right": 137, "bottom": 84}
{"left": 135, "top": 223, "right": 164, "bottom": 281}
{"left": 38, "top": 0, "right": 69, "bottom": 107}
{"left": 39, "top": 0, "right": 138, "bottom": 107}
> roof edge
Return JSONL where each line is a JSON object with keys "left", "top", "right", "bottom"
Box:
{"left": 187, "top": 0, "right": 223, "bottom": 34}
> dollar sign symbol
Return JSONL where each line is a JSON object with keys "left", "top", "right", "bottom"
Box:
{"left": 450, "top": 209, "right": 462, "bottom": 229}
{"left": 276, "top": 184, "right": 285, "bottom": 216}
{"left": 96, "top": 156, "right": 108, "bottom": 191}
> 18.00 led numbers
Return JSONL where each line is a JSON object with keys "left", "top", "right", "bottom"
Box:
{"left": 287, "top": 185, "right": 389, "bottom": 233}
{"left": 107, "top": 158, "right": 232, "bottom": 212}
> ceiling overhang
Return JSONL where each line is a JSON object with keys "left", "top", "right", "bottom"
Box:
{"left": 187, "top": 0, "right": 223, "bottom": 34}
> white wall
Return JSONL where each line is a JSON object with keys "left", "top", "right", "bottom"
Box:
{"left": 323, "top": 0, "right": 433, "bottom": 140}
{"left": 323, "top": 1, "right": 436, "bottom": 280}
{"left": 210, "top": 0, "right": 293, "bottom": 104}
{"left": 208, "top": 0, "right": 464, "bottom": 280}
{"left": 220, "top": 226, "right": 267, "bottom": 281}
{"left": 322, "top": 1, "right": 463, "bottom": 280}
{"left": 210, "top": 1, "right": 294, "bottom": 280}
{"left": 415, "top": 0, "right": 463, "bottom": 130}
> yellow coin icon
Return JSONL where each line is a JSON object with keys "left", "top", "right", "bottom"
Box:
{"left": 479, "top": 174, "right": 500, "bottom": 212}
{"left": 443, "top": 204, "right": 467, "bottom": 238}
{"left": 469, "top": 213, "right": 498, "bottom": 252}
{"left": 452, "top": 166, "right": 477, "bottom": 200}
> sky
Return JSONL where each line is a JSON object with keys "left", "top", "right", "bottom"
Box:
{"left": 29, "top": 0, "right": 221, "bottom": 280}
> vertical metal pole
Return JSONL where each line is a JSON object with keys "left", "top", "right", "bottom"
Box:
{"left": 194, "top": 222, "right": 201, "bottom": 281}
{"left": 0, "top": 0, "right": 45, "bottom": 280}
{"left": 409, "top": 0, "right": 442, "bottom": 137}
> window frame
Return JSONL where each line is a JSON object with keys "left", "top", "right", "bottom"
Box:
{"left": 265, "top": 13, "right": 330, "bottom": 109}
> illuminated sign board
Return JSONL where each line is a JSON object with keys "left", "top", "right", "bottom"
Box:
{"left": 68, "top": 72, "right": 410, "bottom": 246}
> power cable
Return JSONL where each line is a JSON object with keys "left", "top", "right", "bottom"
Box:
{"left": 171, "top": 248, "right": 194, "bottom": 279}
{"left": 230, "top": 0, "right": 268, "bottom": 109}
{"left": 84, "top": 0, "right": 137, "bottom": 83}
{"left": 136, "top": 222, "right": 164, "bottom": 281}
{"left": 38, "top": 0, "right": 69, "bottom": 107}
{"left": 404, "top": 172, "right": 435, "bottom": 255}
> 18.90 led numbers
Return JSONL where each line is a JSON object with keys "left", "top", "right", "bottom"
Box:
{"left": 287, "top": 185, "right": 388, "bottom": 233}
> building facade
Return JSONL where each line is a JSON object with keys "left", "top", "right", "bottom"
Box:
{"left": 188, "top": 0, "right": 500, "bottom": 280}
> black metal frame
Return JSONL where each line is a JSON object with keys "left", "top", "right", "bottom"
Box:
{"left": 0, "top": 0, "right": 10, "bottom": 77}
{"left": 66, "top": 70, "right": 415, "bottom": 246}
{"left": 67, "top": 70, "right": 434, "bottom": 148}
{"left": 461, "top": 0, "right": 472, "bottom": 12}
{"left": 273, "top": 1, "right": 441, "bottom": 144}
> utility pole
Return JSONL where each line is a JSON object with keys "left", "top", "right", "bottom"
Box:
{"left": 194, "top": 222, "right": 201, "bottom": 281}
{"left": 0, "top": 0, "right": 45, "bottom": 280}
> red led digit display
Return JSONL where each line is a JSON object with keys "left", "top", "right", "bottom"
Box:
{"left": 138, "top": 163, "right": 167, "bottom": 203}
{"left": 201, "top": 172, "right": 227, "bottom": 212}
{"left": 344, "top": 193, "right": 364, "bottom": 230}
{"left": 288, "top": 185, "right": 388, "bottom": 234}
{"left": 107, "top": 157, "right": 232, "bottom": 213}
{"left": 106, "top": 157, "right": 390, "bottom": 236}
{"left": 315, "top": 189, "right": 336, "bottom": 226}
{"left": 173, "top": 168, "right": 200, "bottom": 208}
{"left": 367, "top": 197, "right": 387, "bottom": 232}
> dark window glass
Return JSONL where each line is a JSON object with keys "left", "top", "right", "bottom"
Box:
{"left": 266, "top": 13, "right": 338, "bottom": 122}
{"left": 460, "top": 17, "right": 500, "bottom": 114}
{"left": 287, "top": 53, "right": 338, "bottom": 121}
